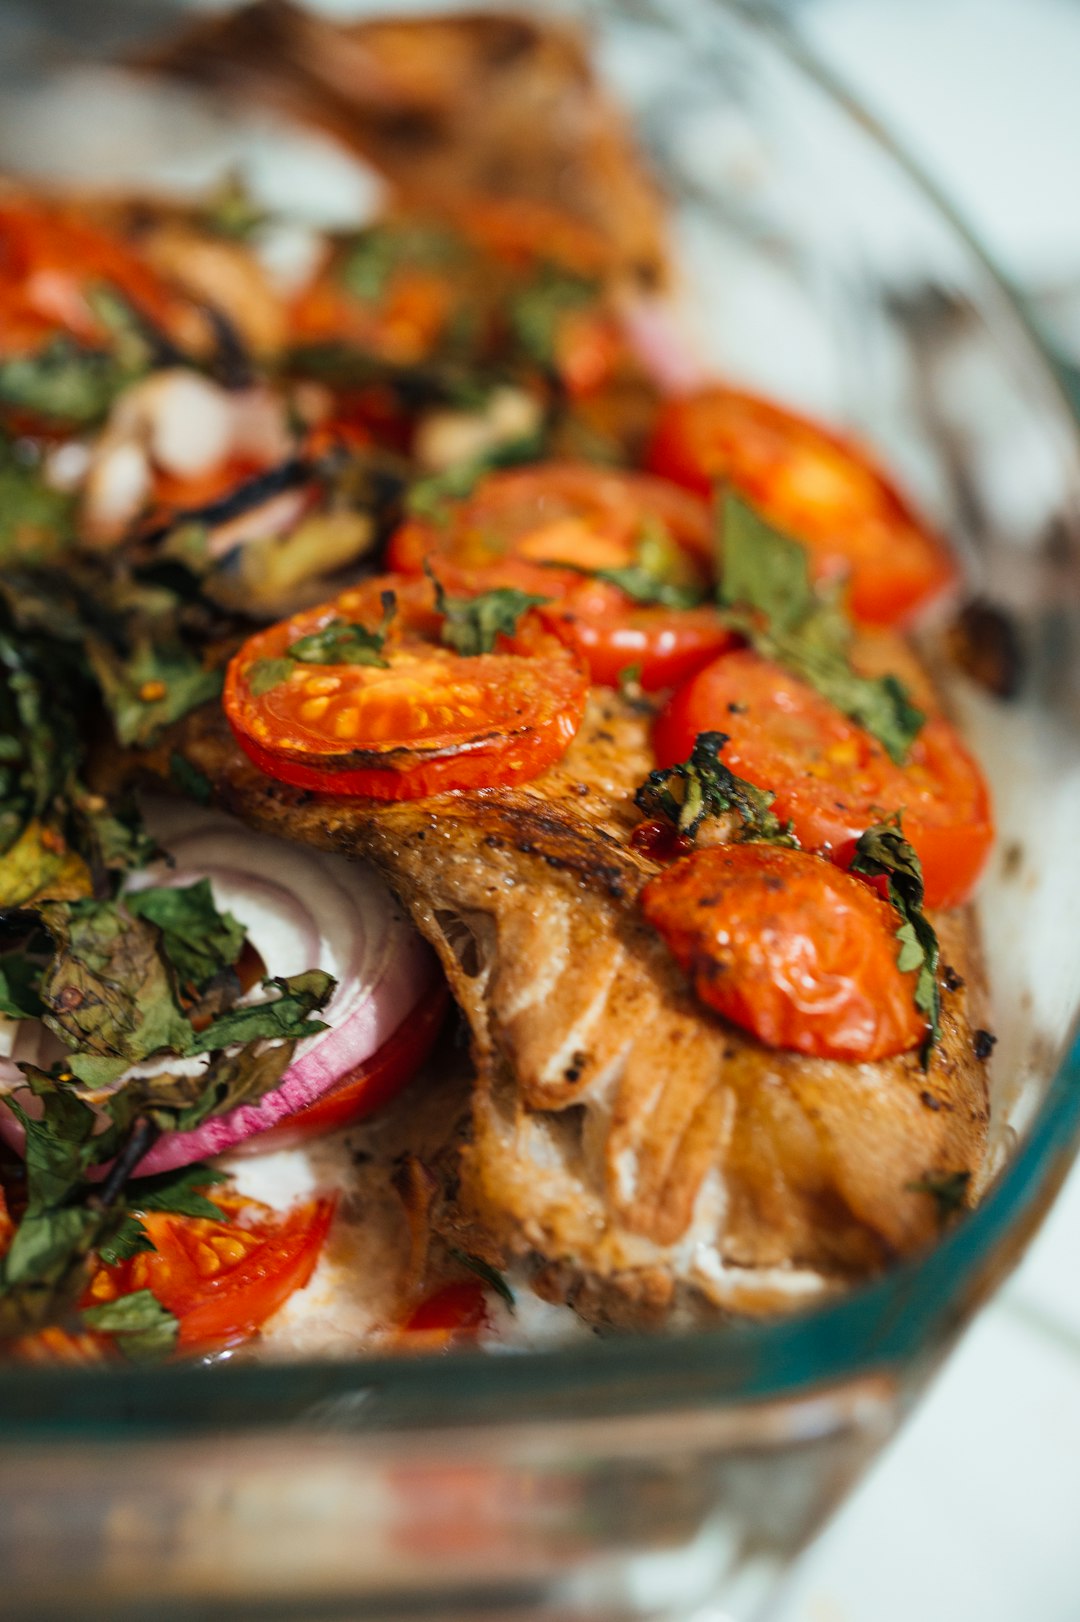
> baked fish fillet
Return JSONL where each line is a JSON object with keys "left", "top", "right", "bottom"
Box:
{"left": 136, "top": 690, "right": 990, "bottom": 1326}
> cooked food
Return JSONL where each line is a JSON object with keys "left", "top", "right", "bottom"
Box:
{"left": 0, "top": 4, "right": 994, "bottom": 1359}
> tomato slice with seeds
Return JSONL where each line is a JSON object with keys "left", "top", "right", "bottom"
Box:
{"left": 646, "top": 387, "right": 956, "bottom": 627}
{"left": 84, "top": 1196, "right": 334, "bottom": 1354}
{"left": 655, "top": 648, "right": 993, "bottom": 910}
{"left": 536, "top": 576, "right": 735, "bottom": 691}
{"left": 0, "top": 197, "right": 182, "bottom": 355}
{"left": 641, "top": 844, "right": 925, "bottom": 1062}
{"left": 225, "top": 574, "right": 588, "bottom": 799}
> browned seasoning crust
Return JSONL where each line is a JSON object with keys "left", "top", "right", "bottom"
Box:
{"left": 133, "top": 688, "right": 990, "bottom": 1326}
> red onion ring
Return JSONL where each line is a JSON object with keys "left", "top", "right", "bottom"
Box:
{"left": 0, "top": 806, "right": 442, "bottom": 1174}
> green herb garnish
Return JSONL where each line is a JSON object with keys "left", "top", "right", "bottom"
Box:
{"left": 717, "top": 495, "right": 924, "bottom": 763}
{"left": 850, "top": 816, "right": 941, "bottom": 1066}
{"left": 636, "top": 730, "right": 797, "bottom": 843}
{"left": 428, "top": 568, "right": 548, "bottom": 657}
{"left": 246, "top": 592, "right": 397, "bottom": 695}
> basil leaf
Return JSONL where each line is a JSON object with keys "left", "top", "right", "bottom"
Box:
{"left": 0, "top": 339, "right": 132, "bottom": 428}
{"left": 247, "top": 658, "right": 294, "bottom": 697}
{"left": 96, "top": 1217, "right": 156, "bottom": 1267}
{"left": 429, "top": 571, "right": 549, "bottom": 657}
{"left": 189, "top": 969, "right": 333, "bottom": 1054}
{"left": 128, "top": 1162, "right": 226, "bottom": 1221}
{"left": 0, "top": 452, "right": 76, "bottom": 568}
{"left": 718, "top": 495, "right": 924, "bottom": 764}
{"left": 82, "top": 1289, "right": 179, "bottom": 1363}
{"left": 289, "top": 596, "right": 396, "bottom": 668}
{"left": 849, "top": 816, "right": 941, "bottom": 1066}
{"left": 126, "top": 879, "right": 246, "bottom": 991}
{"left": 168, "top": 752, "right": 213, "bottom": 806}
{"left": 36, "top": 900, "right": 194, "bottom": 1086}
{"left": 636, "top": 730, "right": 797, "bottom": 844}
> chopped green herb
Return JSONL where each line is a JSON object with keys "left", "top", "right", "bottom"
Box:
{"left": 428, "top": 568, "right": 549, "bottom": 657}
{"left": 82, "top": 1289, "right": 179, "bottom": 1363}
{"left": 406, "top": 432, "right": 546, "bottom": 525}
{"left": 508, "top": 265, "right": 599, "bottom": 372}
{"left": 717, "top": 495, "right": 924, "bottom": 764}
{"left": 289, "top": 593, "right": 396, "bottom": 667}
{"left": 168, "top": 751, "right": 213, "bottom": 806}
{"left": 126, "top": 879, "right": 246, "bottom": 992}
{"left": 849, "top": 816, "right": 941, "bottom": 1066}
{"left": 635, "top": 730, "right": 797, "bottom": 844}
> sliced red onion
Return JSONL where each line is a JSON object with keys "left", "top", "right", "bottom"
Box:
{"left": 0, "top": 804, "right": 442, "bottom": 1174}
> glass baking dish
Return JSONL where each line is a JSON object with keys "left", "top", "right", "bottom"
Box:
{"left": 1, "top": 1, "right": 1079, "bottom": 1617}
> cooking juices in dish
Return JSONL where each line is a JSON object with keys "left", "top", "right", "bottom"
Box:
{"left": 0, "top": 3, "right": 993, "bottom": 1360}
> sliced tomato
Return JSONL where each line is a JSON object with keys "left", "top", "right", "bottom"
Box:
{"left": 0, "top": 197, "right": 181, "bottom": 354}
{"left": 641, "top": 844, "right": 925, "bottom": 1061}
{"left": 85, "top": 1196, "right": 334, "bottom": 1354}
{"left": 646, "top": 387, "right": 956, "bottom": 627}
{"left": 654, "top": 648, "right": 993, "bottom": 909}
{"left": 388, "top": 463, "right": 713, "bottom": 591}
{"left": 255, "top": 985, "right": 449, "bottom": 1149}
{"left": 225, "top": 573, "right": 588, "bottom": 799}
{"left": 537, "top": 577, "right": 735, "bottom": 690}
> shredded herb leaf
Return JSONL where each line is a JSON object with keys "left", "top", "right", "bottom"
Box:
{"left": 81, "top": 1289, "right": 179, "bottom": 1363}
{"left": 247, "top": 594, "right": 397, "bottom": 695}
{"left": 717, "top": 495, "right": 924, "bottom": 764}
{"left": 126, "top": 880, "right": 246, "bottom": 992}
{"left": 636, "top": 731, "right": 797, "bottom": 844}
{"left": 849, "top": 816, "right": 942, "bottom": 1066}
{"left": 428, "top": 568, "right": 549, "bottom": 657}
{"left": 405, "top": 432, "right": 546, "bottom": 525}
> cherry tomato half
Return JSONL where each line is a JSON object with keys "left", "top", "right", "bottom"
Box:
{"left": 641, "top": 844, "right": 925, "bottom": 1061}
{"left": 226, "top": 574, "right": 588, "bottom": 799}
{"left": 647, "top": 387, "right": 956, "bottom": 627}
{"left": 399, "top": 1279, "right": 491, "bottom": 1350}
{"left": 85, "top": 1196, "right": 334, "bottom": 1354}
{"left": 654, "top": 648, "right": 993, "bottom": 909}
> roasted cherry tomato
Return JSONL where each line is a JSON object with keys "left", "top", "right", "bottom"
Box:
{"left": 255, "top": 985, "right": 449, "bottom": 1148}
{"left": 537, "top": 577, "right": 734, "bottom": 690}
{"left": 388, "top": 463, "right": 721, "bottom": 686}
{"left": 399, "top": 1278, "right": 491, "bottom": 1349}
{"left": 641, "top": 844, "right": 926, "bottom": 1061}
{"left": 646, "top": 387, "right": 956, "bottom": 626}
{"left": 0, "top": 197, "right": 181, "bottom": 354}
{"left": 654, "top": 648, "right": 993, "bottom": 910}
{"left": 226, "top": 574, "right": 589, "bottom": 799}
{"left": 389, "top": 463, "right": 713, "bottom": 592}
{"left": 84, "top": 1195, "right": 334, "bottom": 1354}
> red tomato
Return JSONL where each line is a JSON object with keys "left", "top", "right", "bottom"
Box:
{"left": 646, "top": 387, "right": 956, "bottom": 626}
{"left": 0, "top": 198, "right": 181, "bottom": 354}
{"left": 537, "top": 577, "right": 735, "bottom": 690}
{"left": 654, "top": 648, "right": 993, "bottom": 909}
{"left": 255, "top": 985, "right": 449, "bottom": 1148}
{"left": 641, "top": 844, "right": 926, "bottom": 1061}
{"left": 225, "top": 574, "right": 588, "bottom": 799}
{"left": 86, "top": 1196, "right": 334, "bottom": 1354}
{"left": 389, "top": 463, "right": 713, "bottom": 590}
{"left": 400, "top": 1279, "right": 490, "bottom": 1349}
{"left": 388, "top": 463, "right": 718, "bottom": 686}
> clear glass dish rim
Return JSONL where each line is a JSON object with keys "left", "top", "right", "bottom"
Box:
{"left": 2, "top": 0, "right": 1079, "bottom": 1436}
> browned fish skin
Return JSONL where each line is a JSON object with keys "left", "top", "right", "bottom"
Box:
{"left": 138, "top": 688, "right": 990, "bottom": 1325}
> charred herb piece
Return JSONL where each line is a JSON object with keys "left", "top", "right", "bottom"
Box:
{"left": 81, "top": 1290, "right": 179, "bottom": 1362}
{"left": 718, "top": 495, "right": 924, "bottom": 764}
{"left": 849, "top": 816, "right": 941, "bottom": 1067}
{"left": 428, "top": 569, "right": 549, "bottom": 657}
{"left": 635, "top": 730, "right": 797, "bottom": 844}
